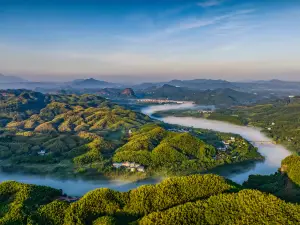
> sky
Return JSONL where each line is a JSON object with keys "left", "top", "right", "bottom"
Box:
{"left": 0, "top": 0, "right": 300, "bottom": 82}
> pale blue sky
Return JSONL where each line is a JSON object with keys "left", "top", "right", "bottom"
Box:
{"left": 0, "top": 0, "right": 299, "bottom": 82}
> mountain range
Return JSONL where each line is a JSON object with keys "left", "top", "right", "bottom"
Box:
{"left": 0, "top": 73, "right": 27, "bottom": 83}
{"left": 1, "top": 73, "right": 300, "bottom": 96}
{"left": 136, "top": 84, "right": 264, "bottom": 106}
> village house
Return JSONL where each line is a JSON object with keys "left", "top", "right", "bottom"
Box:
{"left": 217, "top": 146, "right": 227, "bottom": 151}
{"left": 137, "top": 166, "right": 145, "bottom": 172}
{"left": 222, "top": 141, "right": 230, "bottom": 146}
{"left": 38, "top": 149, "right": 46, "bottom": 156}
{"left": 198, "top": 110, "right": 213, "bottom": 114}
{"left": 129, "top": 162, "right": 136, "bottom": 168}
{"left": 112, "top": 162, "right": 122, "bottom": 168}
{"left": 113, "top": 161, "right": 145, "bottom": 172}
{"left": 122, "top": 161, "right": 130, "bottom": 167}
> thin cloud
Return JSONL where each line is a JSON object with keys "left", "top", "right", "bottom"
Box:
{"left": 165, "top": 9, "right": 255, "bottom": 34}
{"left": 197, "top": 0, "right": 222, "bottom": 8}
{"left": 116, "top": 8, "right": 255, "bottom": 44}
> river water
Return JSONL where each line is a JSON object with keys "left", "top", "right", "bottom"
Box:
{"left": 142, "top": 103, "right": 291, "bottom": 183}
{"left": 0, "top": 103, "right": 291, "bottom": 195}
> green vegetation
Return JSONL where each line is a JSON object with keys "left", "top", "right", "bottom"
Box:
{"left": 208, "top": 97, "right": 300, "bottom": 152}
{"left": 0, "top": 90, "right": 262, "bottom": 178}
{"left": 139, "top": 189, "right": 300, "bottom": 225}
{"left": 0, "top": 181, "right": 62, "bottom": 224}
{"left": 153, "top": 109, "right": 248, "bottom": 125}
{"left": 113, "top": 124, "right": 262, "bottom": 175}
{"left": 281, "top": 155, "right": 300, "bottom": 185}
{"left": 1, "top": 173, "right": 300, "bottom": 225}
{"left": 207, "top": 112, "right": 247, "bottom": 125}
{"left": 241, "top": 155, "right": 300, "bottom": 204}
{"left": 138, "top": 85, "right": 260, "bottom": 106}
{"left": 0, "top": 90, "right": 150, "bottom": 178}
{"left": 0, "top": 174, "right": 238, "bottom": 225}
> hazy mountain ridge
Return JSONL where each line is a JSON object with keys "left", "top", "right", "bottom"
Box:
{"left": 0, "top": 73, "right": 27, "bottom": 83}
{"left": 133, "top": 79, "right": 300, "bottom": 96}
{"left": 1, "top": 74, "right": 300, "bottom": 97}
{"left": 136, "top": 84, "right": 262, "bottom": 106}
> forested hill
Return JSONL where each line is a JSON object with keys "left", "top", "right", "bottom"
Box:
{"left": 208, "top": 96, "right": 300, "bottom": 152}
{"left": 136, "top": 85, "right": 262, "bottom": 106}
{"left": 0, "top": 90, "right": 261, "bottom": 178}
{"left": 1, "top": 174, "right": 300, "bottom": 225}
{"left": 0, "top": 90, "right": 151, "bottom": 176}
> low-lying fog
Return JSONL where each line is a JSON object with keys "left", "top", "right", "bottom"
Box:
{"left": 142, "top": 103, "right": 291, "bottom": 183}
{"left": 0, "top": 173, "right": 162, "bottom": 196}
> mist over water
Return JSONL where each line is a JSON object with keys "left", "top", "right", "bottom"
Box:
{"left": 142, "top": 104, "right": 291, "bottom": 184}
{"left": 141, "top": 102, "right": 195, "bottom": 116}
{"left": 0, "top": 172, "right": 162, "bottom": 196}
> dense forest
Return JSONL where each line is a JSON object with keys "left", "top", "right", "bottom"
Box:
{"left": 136, "top": 84, "right": 262, "bottom": 106}
{"left": 1, "top": 172, "right": 300, "bottom": 225}
{"left": 0, "top": 90, "right": 262, "bottom": 178}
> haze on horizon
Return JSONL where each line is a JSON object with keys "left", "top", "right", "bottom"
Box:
{"left": 0, "top": 0, "right": 300, "bottom": 82}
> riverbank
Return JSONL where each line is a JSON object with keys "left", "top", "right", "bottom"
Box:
{"left": 0, "top": 103, "right": 291, "bottom": 196}
{"left": 142, "top": 104, "right": 291, "bottom": 184}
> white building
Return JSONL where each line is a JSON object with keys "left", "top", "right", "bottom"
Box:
{"left": 137, "top": 166, "right": 145, "bottom": 172}
{"left": 112, "top": 163, "right": 122, "bottom": 168}
{"left": 38, "top": 150, "right": 46, "bottom": 156}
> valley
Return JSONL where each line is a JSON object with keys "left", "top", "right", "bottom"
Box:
{"left": 0, "top": 86, "right": 299, "bottom": 225}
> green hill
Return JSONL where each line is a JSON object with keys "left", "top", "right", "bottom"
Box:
{"left": 0, "top": 90, "right": 261, "bottom": 178}
{"left": 137, "top": 85, "right": 260, "bottom": 106}
{"left": 1, "top": 174, "right": 300, "bottom": 225}
{"left": 209, "top": 97, "right": 300, "bottom": 152}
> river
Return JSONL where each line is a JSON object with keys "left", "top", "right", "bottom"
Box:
{"left": 142, "top": 103, "right": 291, "bottom": 183}
{"left": 0, "top": 103, "right": 291, "bottom": 196}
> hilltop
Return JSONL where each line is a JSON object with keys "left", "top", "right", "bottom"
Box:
{"left": 1, "top": 173, "right": 300, "bottom": 225}
{"left": 0, "top": 73, "right": 27, "bottom": 83}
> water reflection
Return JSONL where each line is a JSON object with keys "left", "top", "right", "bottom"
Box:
{"left": 0, "top": 172, "right": 162, "bottom": 196}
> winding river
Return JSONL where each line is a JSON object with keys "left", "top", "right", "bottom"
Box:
{"left": 0, "top": 103, "right": 291, "bottom": 196}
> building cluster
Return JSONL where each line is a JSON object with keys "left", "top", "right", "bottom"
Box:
{"left": 218, "top": 137, "right": 236, "bottom": 151}
{"left": 113, "top": 162, "right": 145, "bottom": 172}
{"left": 0, "top": 92, "right": 14, "bottom": 97}
{"left": 198, "top": 110, "right": 213, "bottom": 114}
{"left": 38, "top": 149, "right": 46, "bottom": 156}
{"left": 267, "top": 122, "right": 276, "bottom": 131}
{"left": 167, "top": 128, "right": 191, "bottom": 133}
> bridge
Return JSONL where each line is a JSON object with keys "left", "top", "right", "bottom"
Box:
{"left": 249, "top": 141, "right": 277, "bottom": 145}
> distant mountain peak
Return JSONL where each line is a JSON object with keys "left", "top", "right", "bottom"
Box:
{"left": 162, "top": 84, "right": 176, "bottom": 88}
{"left": 0, "top": 73, "right": 26, "bottom": 83}
{"left": 71, "top": 78, "right": 113, "bottom": 88}
{"left": 121, "top": 88, "right": 136, "bottom": 97}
